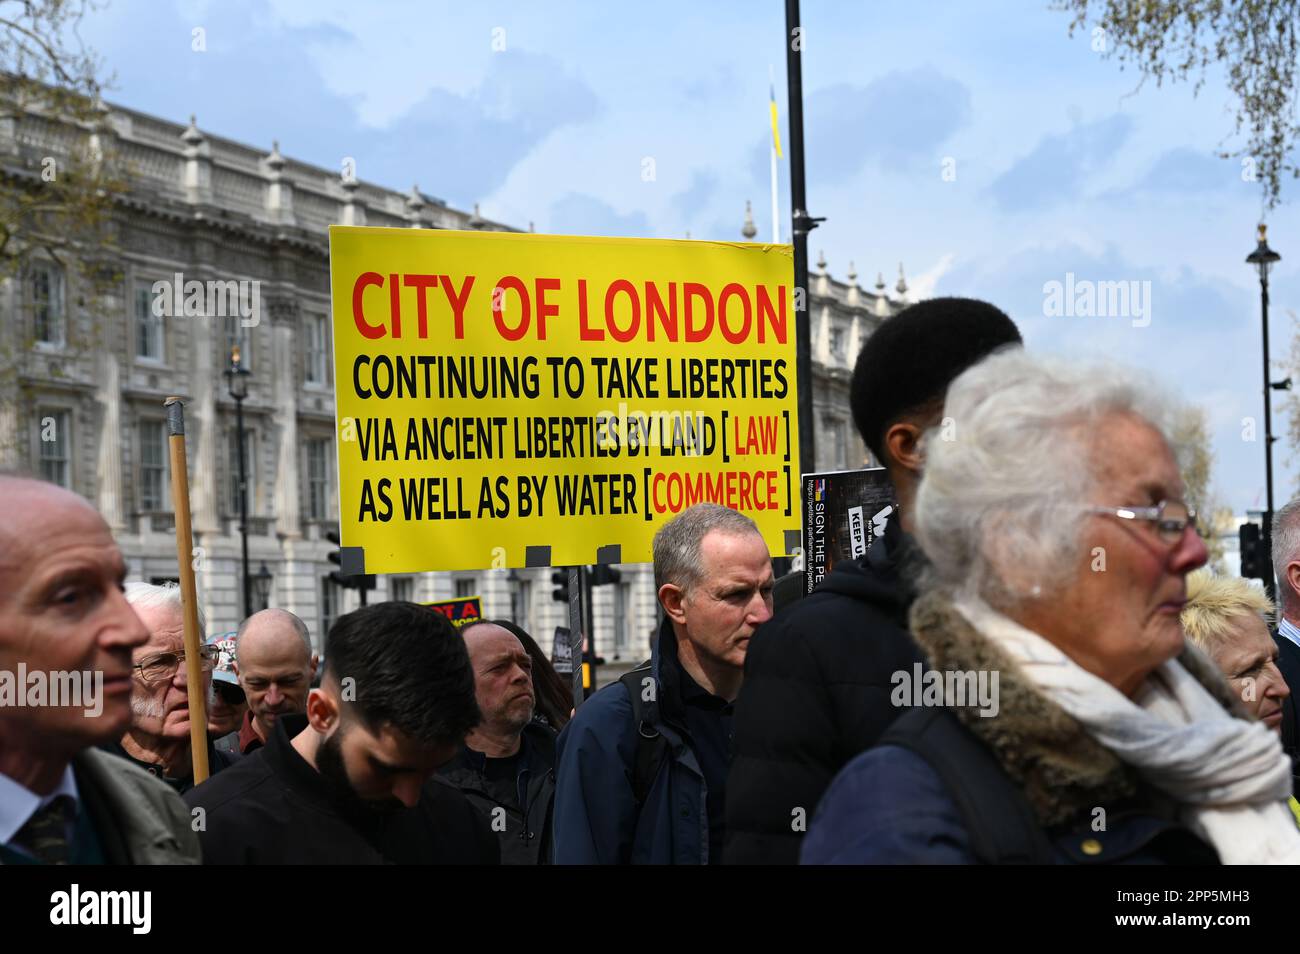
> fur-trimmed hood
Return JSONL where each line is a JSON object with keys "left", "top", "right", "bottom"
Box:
{"left": 907, "top": 589, "right": 1248, "bottom": 828}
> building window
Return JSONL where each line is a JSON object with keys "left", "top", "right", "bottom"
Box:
{"left": 37, "top": 409, "right": 71, "bottom": 488}
{"left": 31, "top": 263, "right": 65, "bottom": 346}
{"left": 139, "top": 419, "right": 169, "bottom": 511}
{"left": 305, "top": 314, "right": 332, "bottom": 386}
{"left": 224, "top": 315, "right": 252, "bottom": 372}
{"left": 455, "top": 578, "right": 476, "bottom": 598}
{"left": 320, "top": 576, "right": 340, "bottom": 644}
{"left": 391, "top": 577, "right": 414, "bottom": 602}
{"left": 134, "top": 284, "right": 164, "bottom": 360}
{"left": 228, "top": 428, "right": 256, "bottom": 515}
{"left": 307, "top": 438, "right": 330, "bottom": 520}
{"left": 830, "top": 327, "right": 844, "bottom": 359}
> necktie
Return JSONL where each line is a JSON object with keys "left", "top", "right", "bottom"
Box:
{"left": 12, "top": 795, "right": 76, "bottom": 865}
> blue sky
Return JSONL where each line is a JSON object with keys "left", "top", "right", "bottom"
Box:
{"left": 81, "top": 0, "right": 1300, "bottom": 515}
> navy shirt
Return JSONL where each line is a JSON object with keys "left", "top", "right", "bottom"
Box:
{"left": 663, "top": 633, "right": 735, "bottom": 864}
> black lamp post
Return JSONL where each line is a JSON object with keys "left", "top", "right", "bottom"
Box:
{"left": 1246, "top": 224, "right": 1283, "bottom": 601}
{"left": 507, "top": 568, "right": 521, "bottom": 624}
{"left": 224, "top": 345, "right": 252, "bottom": 618}
{"left": 253, "top": 562, "right": 273, "bottom": 611}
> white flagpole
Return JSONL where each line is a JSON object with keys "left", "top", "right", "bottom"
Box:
{"left": 770, "top": 64, "right": 780, "bottom": 244}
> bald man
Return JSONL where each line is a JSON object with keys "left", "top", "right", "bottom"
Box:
{"left": 234, "top": 608, "right": 318, "bottom": 754}
{"left": 437, "top": 620, "right": 556, "bottom": 864}
{"left": 0, "top": 475, "right": 199, "bottom": 864}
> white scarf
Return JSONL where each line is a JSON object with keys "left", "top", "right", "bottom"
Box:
{"left": 955, "top": 597, "right": 1300, "bottom": 864}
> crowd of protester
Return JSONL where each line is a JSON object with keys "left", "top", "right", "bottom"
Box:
{"left": 3, "top": 296, "right": 1299, "bottom": 865}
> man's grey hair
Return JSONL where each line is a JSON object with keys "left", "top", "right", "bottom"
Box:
{"left": 235, "top": 608, "right": 313, "bottom": 659}
{"left": 124, "top": 580, "right": 206, "bottom": 638}
{"left": 652, "top": 503, "right": 762, "bottom": 592}
{"left": 1272, "top": 499, "right": 1300, "bottom": 612}
{"left": 913, "top": 349, "right": 1181, "bottom": 607}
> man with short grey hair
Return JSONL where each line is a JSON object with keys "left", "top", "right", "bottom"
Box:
{"left": 1270, "top": 499, "right": 1300, "bottom": 763}
{"left": 233, "top": 608, "right": 317, "bottom": 755}
{"left": 553, "top": 503, "right": 774, "bottom": 864}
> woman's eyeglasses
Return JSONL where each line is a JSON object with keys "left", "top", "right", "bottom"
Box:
{"left": 1088, "top": 499, "right": 1199, "bottom": 544}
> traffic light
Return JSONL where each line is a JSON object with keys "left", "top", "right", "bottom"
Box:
{"left": 589, "top": 565, "right": 622, "bottom": 586}
{"left": 325, "top": 530, "right": 376, "bottom": 593}
{"left": 551, "top": 570, "right": 570, "bottom": 603}
{"left": 1240, "top": 522, "right": 1265, "bottom": 580}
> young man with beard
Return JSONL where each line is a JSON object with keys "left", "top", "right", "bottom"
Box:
{"left": 438, "top": 620, "right": 557, "bottom": 864}
{"left": 184, "top": 601, "right": 498, "bottom": 864}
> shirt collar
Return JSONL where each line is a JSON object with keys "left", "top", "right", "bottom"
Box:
{"left": 239, "top": 709, "right": 266, "bottom": 753}
{"left": 1279, "top": 617, "right": 1300, "bottom": 648}
{"left": 0, "top": 764, "right": 79, "bottom": 847}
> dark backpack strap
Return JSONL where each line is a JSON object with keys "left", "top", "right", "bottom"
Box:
{"left": 620, "top": 662, "right": 671, "bottom": 806}
{"left": 878, "top": 706, "right": 1055, "bottom": 864}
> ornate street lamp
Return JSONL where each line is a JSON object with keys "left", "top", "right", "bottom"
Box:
{"left": 1246, "top": 225, "right": 1283, "bottom": 601}
{"left": 224, "top": 345, "right": 252, "bottom": 618}
{"left": 253, "top": 562, "right": 273, "bottom": 612}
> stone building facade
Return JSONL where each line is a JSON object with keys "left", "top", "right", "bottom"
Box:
{"left": 1, "top": 98, "right": 908, "bottom": 666}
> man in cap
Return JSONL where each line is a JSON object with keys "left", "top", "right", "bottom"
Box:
{"left": 206, "top": 634, "right": 246, "bottom": 757}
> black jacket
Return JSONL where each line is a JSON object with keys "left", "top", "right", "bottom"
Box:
{"left": 438, "top": 719, "right": 556, "bottom": 864}
{"left": 804, "top": 591, "right": 1227, "bottom": 865}
{"left": 102, "top": 738, "right": 236, "bottom": 795}
{"left": 183, "top": 714, "right": 499, "bottom": 864}
{"left": 724, "top": 519, "right": 924, "bottom": 864}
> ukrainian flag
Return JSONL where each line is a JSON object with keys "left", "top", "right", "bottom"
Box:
{"left": 769, "top": 82, "right": 783, "bottom": 159}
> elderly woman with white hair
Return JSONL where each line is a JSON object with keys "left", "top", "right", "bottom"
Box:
{"left": 803, "top": 349, "right": 1300, "bottom": 864}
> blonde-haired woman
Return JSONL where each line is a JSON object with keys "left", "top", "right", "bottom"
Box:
{"left": 1181, "top": 569, "right": 1289, "bottom": 734}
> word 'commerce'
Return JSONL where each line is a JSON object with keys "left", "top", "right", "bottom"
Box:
{"left": 350, "top": 273, "right": 790, "bottom": 345}
{"left": 358, "top": 468, "right": 784, "bottom": 521}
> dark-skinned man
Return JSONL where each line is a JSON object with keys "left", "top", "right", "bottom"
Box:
{"left": 724, "top": 298, "right": 1023, "bottom": 864}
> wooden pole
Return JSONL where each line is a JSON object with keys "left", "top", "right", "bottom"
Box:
{"left": 165, "top": 397, "right": 210, "bottom": 785}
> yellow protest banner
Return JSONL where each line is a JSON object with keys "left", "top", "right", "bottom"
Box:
{"left": 329, "top": 226, "right": 801, "bottom": 573}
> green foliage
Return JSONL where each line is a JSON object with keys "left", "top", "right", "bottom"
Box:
{"left": 0, "top": 1, "right": 125, "bottom": 460}
{"left": 1056, "top": 0, "right": 1300, "bottom": 209}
